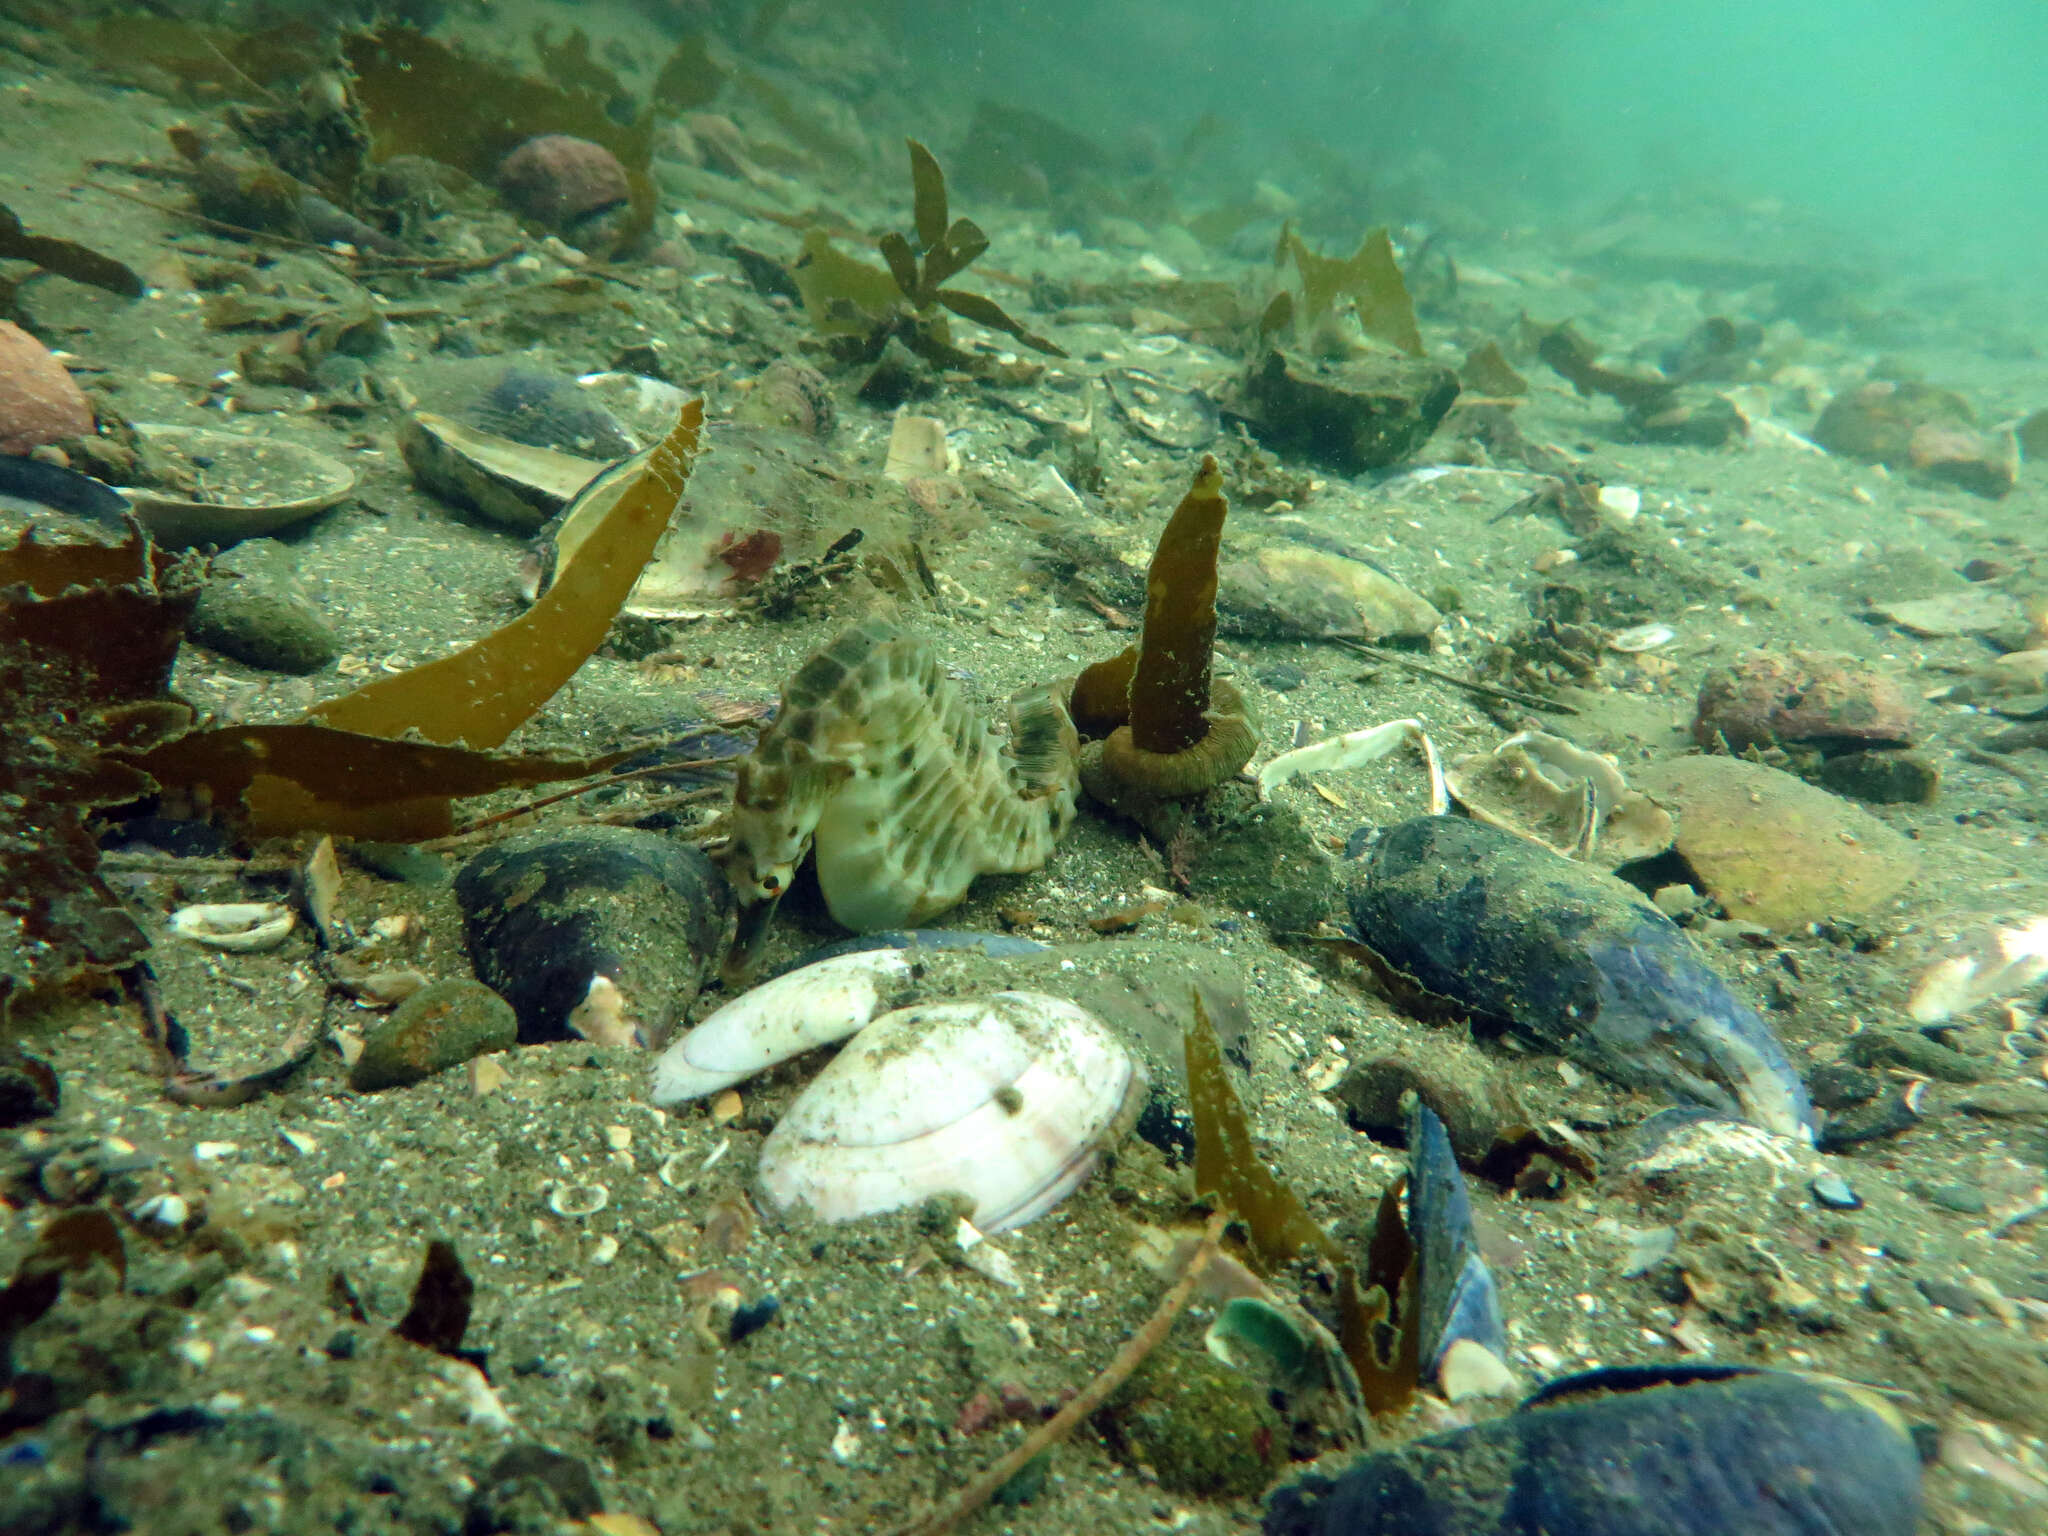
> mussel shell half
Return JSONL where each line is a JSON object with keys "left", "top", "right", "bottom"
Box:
{"left": 1408, "top": 1100, "right": 1506, "bottom": 1378}
{"left": 1263, "top": 1365, "right": 1923, "bottom": 1536}
{"left": 1348, "top": 816, "right": 1814, "bottom": 1140}
{"left": 455, "top": 826, "right": 732, "bottom": 1046}
{"left": 756, "top": 990, "right": 1146, "bottom": 1233}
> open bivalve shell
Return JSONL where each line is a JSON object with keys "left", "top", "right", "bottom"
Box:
{"left": 1445, "top": 730, "right": 1674, "bottom": 868}
{"left": 755, "top": 990, "right": 1147, "bottom": 1234}
{"left": 123, "top": 424, "right": 357, "bottom": 549}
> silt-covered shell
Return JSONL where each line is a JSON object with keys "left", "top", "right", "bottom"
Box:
{"left": 1445, "top": 730, "right": 1674, "bottom": 867}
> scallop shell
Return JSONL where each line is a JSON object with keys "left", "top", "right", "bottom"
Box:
{"left": 649, "top": 949, "right": 915, "bottom": 1108}
{"left": 122, "top": 425, "right": 357, "bottom": 549}
{"left": 755, "top": 990, "right": 1146, "bottom": 1233}
{"left": 1445, "top": 730, "right": 1674, "bottom": 868}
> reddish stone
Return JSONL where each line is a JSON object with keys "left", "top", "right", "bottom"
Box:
{"left": 1908, "top": 423, "right": 2015, "bottom": 500}
{"left": 0, "top": 321, "right": 92, "bottom": 456}
{"left": 1693, "top": 649, "right": 1916, "bottom": 753}
{"left": 496, "top": 135, "right": 631, "bottom": 245}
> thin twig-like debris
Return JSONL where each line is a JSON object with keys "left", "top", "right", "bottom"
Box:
{"left": 886, "top": 1209, "right": 1229, "bottom": 1536}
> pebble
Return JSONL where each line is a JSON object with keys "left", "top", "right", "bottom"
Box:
{"left": 1811, "top": 1172, "right": 1863, "bottom": 1210}
{"left": 1817, "top": 1088, "right": 1921, "bottom": 1151}
{"left": 1846, "top": 1026, "right": 1986, "bottom": 1084}
{"left": 1917, "top": 1279, "right": 1984, "bottom": 1317}
{"left": 1910, "top": 1180, "right": 1989, "bottom": 1215}
{"left": 1956, "top": 1085, "right": 2048, "bottom": 1123}
{"left": 1256, "top": 662, "right": 1308, "bottom": 693}
{"left": 1896, "top": 1318, "right": 2048, "bottom": 1435}
{"left": 350, "top": 978, "right": 518, "bottom": 1092}
{"left": 0, "top": 319, "right": 93, "bottom": 454}
{"left": 1807, "top": 1061, "right": 1881, "bottom": 1111}
{"left": 186, "top": 539, "right": 341, "bottom": 675}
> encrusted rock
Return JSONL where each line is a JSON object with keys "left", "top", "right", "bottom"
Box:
{"left": 496, "top": 134, "right": 633, "bottom": 256}
{"left": 1693, "top": 650, "right": 1916, "bottom": 753}
{"left": 351, "top": 978, "right": 518, "bottom": 1092}
{"left": 1812, "top": 379, "right": 1974, "bottom": 465}
{"left": 1229, "top": 348, "right": 1459, "bottom": 474}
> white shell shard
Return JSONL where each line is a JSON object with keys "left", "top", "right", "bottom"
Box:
{"left": 756, "top": 991, "right": 1146, "bottom": 1234}
{"left": 1907, "top": 915, "right": 2048, "bottom": 1023}
{"left": 167, "top": 902, "right": 296, "bottom": 952}
{"left": 649, "top": 949, "right": 913, "bottom": 1108}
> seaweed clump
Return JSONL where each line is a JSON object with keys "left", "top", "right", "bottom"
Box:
{"left": 792, "top": 139, "right": 1066, "bottom": 383}
{"left": 1069, "top": 455, "right": 1258, "bottom": 817}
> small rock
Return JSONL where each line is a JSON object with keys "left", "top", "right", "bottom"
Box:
{"left": 1334, "top": 1039, "right": 1523, "bottom": 1164}
{"left": 0, "top": 320, "right": 93, "bottom": 455}
{"left": 351, "top": 978, "right": 517, "bottom": 1092}
{"left": 1095, "top": 1347, "right": 1287, "bottom": 1501}
{"left": 1807, "top": 1062, "right": 1881, "bottom": 1111}
{"left": 1894, "top": 1318, "right": 2048, "bottom": 1435}
{"left": 1811, "top": 1172, "right": 1863, "bottom": 1210}
{"left": 496, "top": 135, "right": 633, "bottom": 258}
{"left": 1256, "top": 662, "right": 1307, "bottom": 693}
{"left": 1909, "top": 1180, "right": 1988, "bottom": 1215}
{"left": 1915, "top": 1279, "right": 1983, "bottom": 1317}
{"left": 1819, "top": 749, "right": 1940, "bottom": 806}
{"left": 1908, "top": 423, "right": 2015, "bottom": 500}
{"left": 1955, "top": 1084, "right": 2048, "bottom": 1123}
{"left": 1847, "top": 1027, "right": 1986, "bottom": 1084}
{"left": 1812, "top": 379, "right": 1975, "bottom": 466}
{"left": 1627, "top": 392, "right": 1744, "bottom": 447}
{"left": 1816, "top": 1089, "right": 1920, "bottom": 1151}
{"left": 186, "top": 539, "right": 340, "bottom": 674}
{"left": 1692, "top": 650, "right": 1916, "bottom": 753}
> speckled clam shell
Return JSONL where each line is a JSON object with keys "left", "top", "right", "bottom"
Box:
{"left": 649, "top": 949, "right": 914, "bottom": 1107}
{"left": 755, "top": 991, "right": 1145, "bottom": 1233}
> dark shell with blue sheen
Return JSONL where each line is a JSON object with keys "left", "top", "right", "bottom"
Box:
{"left": 1346, "top": 816, "right": 1814, "bottom": 1139}
{"left": 455, "top": 825, "right": 732, "bottom": 1044}
{"left": 1264, "top": 1366, "right": 1922, "bottom": 1536}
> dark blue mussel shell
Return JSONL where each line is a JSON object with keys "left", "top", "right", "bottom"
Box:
{"left": 1346, "top": 816, "right": 1815, "bottom": 1140}
{"left": 1264, "top": 1364, "right": 1923, "bottom": 1536}
{"left": 1408, "top": 1100, "right": 1507, "bottom": 1378}
{"left": 455, "top": 825, "right": 732, "bottom": 1044}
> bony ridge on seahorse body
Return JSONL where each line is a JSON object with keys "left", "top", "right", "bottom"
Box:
{"left": 720, "top": 620, "right": 1081, "bottom": 969}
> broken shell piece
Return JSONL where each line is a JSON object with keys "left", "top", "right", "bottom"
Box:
{"left": 883, "top": 414, "right": 951, "bottom": 481}
{"left": 649, "top": 949, "right": 916, "bottom": 1108}
{"left": 546, "top": 1180, "right": 610, "bottom": 1218}
{"left": 1445, "top": 730, "right": 1675, "bottom": 867}
{"left": 1607, "top": 621, "right": 1676, "bottom": 653}
{"left": 1257, "top": 718, "right": 1449, "bottom": 816}
{"left": 168, "top": 902, "right": 296, "bottom": 952}
{"left": 1907, "top": 915, "right": 2048, "bottom": 1023}
{"left": 1104, "top": 367, "right": 1220, "bottom": 450}
{"left": 755, "top": 991, "right": 1146, "bottom": 1233}
{"left": 123, "top": 424, "right": 358, "bottom": 549}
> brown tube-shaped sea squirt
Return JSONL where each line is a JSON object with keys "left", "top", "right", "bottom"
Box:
{"left": 1071, "top": 454, "right": 1258, "bottom": 815}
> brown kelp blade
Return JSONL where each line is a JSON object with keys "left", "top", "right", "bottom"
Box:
{"left": 934, "top": 286, "right": 1066, "bottom": 358}
{"left": 1185, "top": 989, "right": 1342, "bottom": 1270}
{"left": 306, "top": 401, "right": 704, "bottom": 750}
{"left": 908, "top": 138, "right": 949, "bottom": 253}
{"left": 1130, "top": 455, "right": 1227, "bottom": 757}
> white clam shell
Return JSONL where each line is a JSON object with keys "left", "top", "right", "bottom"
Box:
{"left": 755, "top": 990, "right": 1146, "bottom": 1234}
{"left": 649, "top": 949, "right": 913, "bottom": 1108}
{"left": 167, "top": 902, "right": 296, "bottom": 952}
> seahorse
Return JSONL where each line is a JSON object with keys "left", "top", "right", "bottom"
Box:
{"left": 721, "top": 620, "right": 1080, "bottom": 968}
